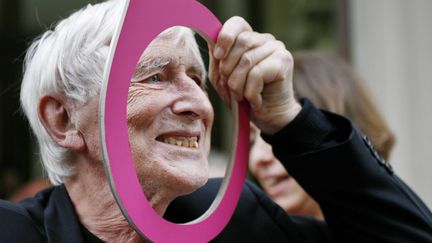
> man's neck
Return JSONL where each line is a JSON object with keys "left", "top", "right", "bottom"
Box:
{"left": 64, "top": 161, "right": 144, "bottom": 243}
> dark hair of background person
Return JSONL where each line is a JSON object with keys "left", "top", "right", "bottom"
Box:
{"left": 292, "top": 51, "right": 395, "bottom": 161}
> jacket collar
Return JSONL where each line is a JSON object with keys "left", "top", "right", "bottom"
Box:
{"left": 43, "top": 185, "right": 86, "bottom": 243}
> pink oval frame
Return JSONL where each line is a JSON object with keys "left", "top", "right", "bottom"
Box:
{"left": 99, "top": 0, "right": 249, "bottom": 242}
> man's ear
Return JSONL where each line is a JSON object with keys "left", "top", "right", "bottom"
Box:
{"left": 38, "top": 95, "right": 85, "bottom": 151}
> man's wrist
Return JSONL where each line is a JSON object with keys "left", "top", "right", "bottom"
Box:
{"left": 256, "top": 100, "right": 302, "bottom": 135}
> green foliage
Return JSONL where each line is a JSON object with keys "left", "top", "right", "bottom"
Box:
{"left": 201, "top": 0, "right": 337, "bottom": 51}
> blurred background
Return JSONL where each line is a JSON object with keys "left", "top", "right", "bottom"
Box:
{"left": 0, "top": 0, "right": 431, "bottom": 207}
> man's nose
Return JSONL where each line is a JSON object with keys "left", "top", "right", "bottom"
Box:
{"left": 171, "top": 74, "right": 213, "bottom": 120}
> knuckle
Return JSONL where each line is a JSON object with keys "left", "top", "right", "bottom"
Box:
{"left": 230, "top": 16, "right": 247, "bottom": 26}
{"left": 240, "top": 53, "right": 254, "bottom": 68}
{"left": 227, "top": 78, "right": 241, "bottom": 92}
{"left": 230, "top": 16, "right": 243, "bottom": 22}
{"left": 219, "top": 33, "right": 235, "bottom": 47}
{"left": 281, "top": 49, "right": 293, "bottom": 63}
{"left": 217, "top": 31, "right": 234, "bottom": 47}
{"left": 237, "top": 32, "right": 252, "bottom": 49}
{"left": 275, "top": 40, "right": 286, "bottom": 49}
{"left": 249, "top": 66, "right": 261, "bottom": 79}
{"left": 274, "top": 48, "right": 292, "bottom": 64}
{"left": 227, "top": 77, "right": 236, "bottom": 87}
{"left": 262, "top": 33, "right": 276, "bottom": 41}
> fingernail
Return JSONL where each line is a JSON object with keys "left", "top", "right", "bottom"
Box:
{"left": 214, "top": 46, "right": 224, "bottom": 59}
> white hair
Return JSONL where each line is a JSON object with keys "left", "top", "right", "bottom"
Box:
{"left": 20, "top": 0, "right": 205, "bottom": 185}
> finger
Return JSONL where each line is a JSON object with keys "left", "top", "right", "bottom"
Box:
{"left": 226, "top": 41, "right": 280, "bottom": 101}
{"left": 208, "top": 43, "right": 231, "bottom": 105}
{"left": 214, "top": 16, "right": 252, "bottom": 60}
{"left": 207, "top": 43, "right": 218, "bottom": 85}
{"left": 253, "top": 51, "right": 293, "bottom": 105}
{"left": 261, "top": 49, "right": 292, "bottom": 84}
{"left": 244, "top": 65, "right": 264, "bottom": 110}
{"left": 219, "top": 32, "right": 275, "bottom": 78}
{"left": 217, "top": 76, "right": 231, "bottom": 105}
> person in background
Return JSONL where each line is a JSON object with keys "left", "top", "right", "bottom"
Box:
{"left": 249, "top": 51, "right": 396, "bottom": 220}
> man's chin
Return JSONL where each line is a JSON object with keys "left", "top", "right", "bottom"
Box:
{"left": 163, "top": 162, "right": 210, "bottom": 194}
{"left": 141, "top": 171, "right": 209, "bottom": 197}
{"left": 176, "top": 172, "right": 209, "bottom": 196}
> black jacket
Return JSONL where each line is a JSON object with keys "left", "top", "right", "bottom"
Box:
{"left": 1, "top": 100, "right": 431, "bottom": 242}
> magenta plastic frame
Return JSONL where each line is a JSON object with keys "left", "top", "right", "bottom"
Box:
{"left": 99, "top": 0, "right": 250, "bottom": 242}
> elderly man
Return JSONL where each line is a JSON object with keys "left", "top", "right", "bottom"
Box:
{"left": 0, "top": 0, "right": 431, "bottom": 242}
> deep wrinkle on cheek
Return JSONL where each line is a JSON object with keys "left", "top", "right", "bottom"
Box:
{"left": 126, "top": 85, "right": 176, "bottom": 130}
{"left": 126, "top": 88, "right": 154, "bottom": 127}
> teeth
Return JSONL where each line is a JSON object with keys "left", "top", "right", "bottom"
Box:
{"left": 161, "top": 137, "right": 199, "bottom": 148}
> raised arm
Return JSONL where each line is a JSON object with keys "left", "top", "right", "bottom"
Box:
{"left": 210, "top": 16, "right": 432, "bottom": 242}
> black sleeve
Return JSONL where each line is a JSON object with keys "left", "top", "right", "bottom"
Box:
{"left": 262, "top": 99, "right": 432, "bottom": 243}
{"left": 165, "top": 178, "right": 332, "bottom": 243}
{"left": 0, "top": 200, "right": 45, "bottom": 243}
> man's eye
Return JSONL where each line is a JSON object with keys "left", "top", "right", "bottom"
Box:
{"left": 146, "top": 74, "right": 160, "bottom": 82}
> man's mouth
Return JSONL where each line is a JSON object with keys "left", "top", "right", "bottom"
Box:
{"left": 156, "top": 135, "right": 199, "bottom": 149}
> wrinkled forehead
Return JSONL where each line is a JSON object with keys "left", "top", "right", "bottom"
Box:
{"left": 139, "top": 26, "right": 205, "bottom": 71}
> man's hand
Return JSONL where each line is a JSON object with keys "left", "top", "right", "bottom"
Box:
{"left": 209, "top": 16, "right": 302, "bottom": 135}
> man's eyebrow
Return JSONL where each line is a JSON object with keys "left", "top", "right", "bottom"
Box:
{"left": 131, "top": 56, "right": 171, "bottom": 82}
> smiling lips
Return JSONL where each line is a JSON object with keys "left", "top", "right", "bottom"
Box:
{"left": 157, "top": 135, "right": 199, "bottom": 149}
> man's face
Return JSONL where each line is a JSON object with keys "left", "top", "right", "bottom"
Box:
{"left": 72, "top": 28, "right": 213, "bottom": 212}
{"left": 126, "top": 29, "right": 214, "bottom": 203}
